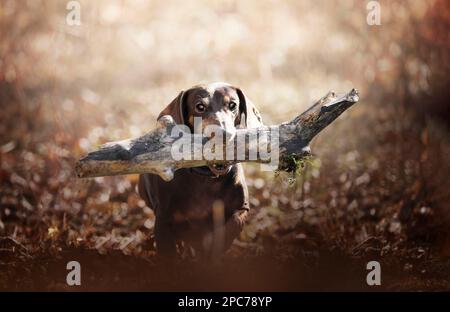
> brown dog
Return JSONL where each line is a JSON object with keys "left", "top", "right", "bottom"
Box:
{"left": 138, "top": 82, "right": 263, "bottom": 258}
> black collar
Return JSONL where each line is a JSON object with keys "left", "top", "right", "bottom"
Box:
{"left": 189, "top": 166, "right": 218, "bottom": 178}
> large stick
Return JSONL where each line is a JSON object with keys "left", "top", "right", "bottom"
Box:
{"left": 75, "top": 89, "right": 359, "bottom": 181}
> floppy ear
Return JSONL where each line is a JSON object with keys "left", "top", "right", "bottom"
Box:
{"left": 236, "top": 88, "right": 264, "bottom": 129}
{"left": 157, "top": 91, "right": 186, "bottom": 125}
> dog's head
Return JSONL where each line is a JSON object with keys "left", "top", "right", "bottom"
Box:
{"left": 158, "top": 82, "right": 263, "bottom": 176}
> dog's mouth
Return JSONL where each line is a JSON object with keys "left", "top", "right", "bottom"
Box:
{"left": 208, "top": 163, "right": 231, "bottom": 176}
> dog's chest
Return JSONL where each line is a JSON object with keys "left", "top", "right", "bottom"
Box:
{"left": 165, "top": 172, "right": 242, "bottom": 225}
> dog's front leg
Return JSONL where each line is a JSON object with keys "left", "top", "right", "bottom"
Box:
{"left": 224, "top": 209, "right": 248, "bottom": 250}
{"left": 203, "top": 209, "right": 248, "bottom": 261}
{"left": 154, "top": 213, "right": 177, "bottom": 257}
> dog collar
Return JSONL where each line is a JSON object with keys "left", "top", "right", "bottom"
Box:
{"left": 189, "top": 166, "right": 219, "bottom": 178}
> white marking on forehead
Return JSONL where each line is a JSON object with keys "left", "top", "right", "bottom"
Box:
{"left": 206, "top": 82, "right": 231, "bottom": 95}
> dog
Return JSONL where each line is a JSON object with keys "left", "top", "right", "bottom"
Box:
{"left": 138, "top": 82, "right": 263, "bottom": 258}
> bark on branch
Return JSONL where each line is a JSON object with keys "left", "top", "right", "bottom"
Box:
{"left": 75, "top": 89, "right": 359, "bottom": 181}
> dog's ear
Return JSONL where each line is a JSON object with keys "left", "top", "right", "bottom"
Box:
{"left": 236, "top": 88, "right": 263, "bottom": 128}
{"left": 157, "top": 91, "right": 187, "bottom": 125}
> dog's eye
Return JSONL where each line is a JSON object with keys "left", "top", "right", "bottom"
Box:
{"left": 195, "top": 103, "right": 206, "bottom": 113}
{"left": 229, "top": 102, "right": 237, "bottom": 111}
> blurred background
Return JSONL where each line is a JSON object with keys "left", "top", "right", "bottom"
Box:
{"left": 0, "top": 0, "right": 449, "bottom": 291}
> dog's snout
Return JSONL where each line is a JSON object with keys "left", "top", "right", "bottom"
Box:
{"left": 204, "top": 112, "right": 236, "bottom": 139}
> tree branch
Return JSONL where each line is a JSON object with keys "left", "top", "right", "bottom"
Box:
{"left": 75, "top": 89, "right": 359, "bottom": 181}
